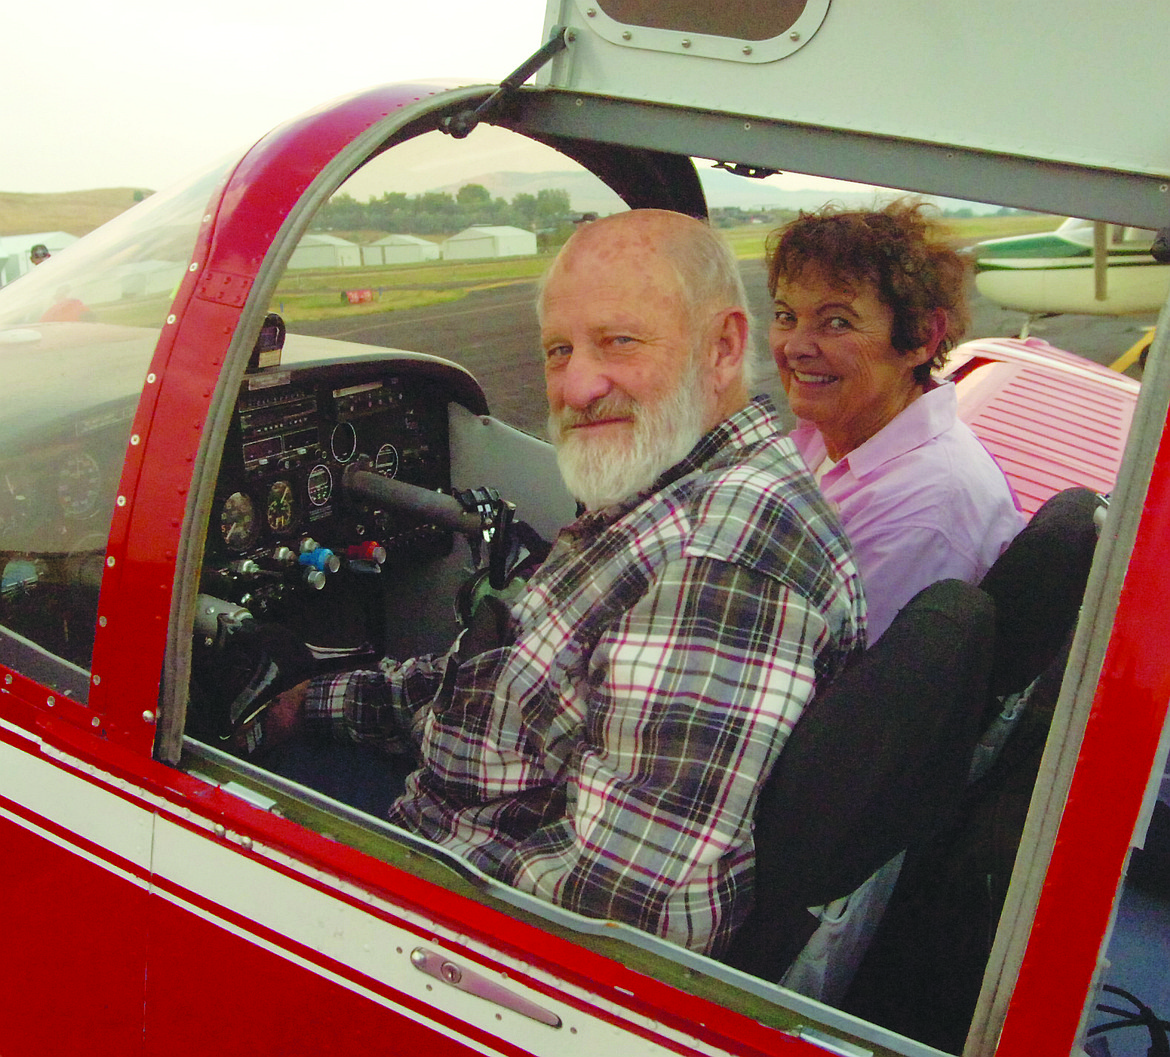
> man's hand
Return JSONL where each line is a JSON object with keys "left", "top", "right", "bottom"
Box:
{"left": 231, "top": 679, "right": 310, "bottom": 756}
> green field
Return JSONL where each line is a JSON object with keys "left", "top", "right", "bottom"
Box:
{"left": 270, "top": 256, "right": 552, "bottom": 322}
{"left": 273, "top": 214, "right": 1059, "bottom": 324}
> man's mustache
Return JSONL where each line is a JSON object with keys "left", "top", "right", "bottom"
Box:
{"left": 554, "top": 395, "right": 639, "bottom": 433}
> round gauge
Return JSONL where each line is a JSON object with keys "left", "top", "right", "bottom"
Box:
{"left": 219, "top": 491, "right": 259, "bottom": 552}
{"left": 57, "top": 451, "right": 102, "bottom": 519}
{"left": 330, "top": 422, "right": 358, "bottom": 463}
{"left": 375, "top": 443, "right": 399, "bottom": 479}
{"left": 1, "top": 468, "right": 38, "bottom": 535}
{"left": 266, "top": 479, "right": 297, "bottom": 533}
{"left": 307, "top": 464, "right": 333, "bottom": 507}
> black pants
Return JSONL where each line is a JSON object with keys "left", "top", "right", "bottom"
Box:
{"left": 261, "top": 736, "right": 416, "bottom": 820}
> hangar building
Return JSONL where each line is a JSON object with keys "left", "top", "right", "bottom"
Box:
{"left": 441, "top": 226, "right": 537, "bottom": 260}
{"left": 361, "top": 234, "right": 440, "bottom": 266}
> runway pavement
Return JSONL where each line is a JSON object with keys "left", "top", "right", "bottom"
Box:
{"left": 294, "top": 258, "right": 1154, "bottom": 438}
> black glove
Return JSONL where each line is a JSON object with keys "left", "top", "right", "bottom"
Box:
{"left": 189, "top": 621, "right": 314, "bottom": 745}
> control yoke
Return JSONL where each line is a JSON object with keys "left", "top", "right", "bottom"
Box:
{"left": 343, "top": 467, "right": 543, "bottom": 590}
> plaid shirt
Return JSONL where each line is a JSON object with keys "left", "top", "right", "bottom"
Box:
{"left": 306, "top": 397, "right": 864, "bottom": 956}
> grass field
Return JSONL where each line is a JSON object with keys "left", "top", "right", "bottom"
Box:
{"left": 0, "top": 188, "right": 149, "bottom": 236}
{"left": 270, "top": 256, "right": 550, "bottom": 321}
{"left": 272, "top": 214, "right": 1059, "bottom": 323}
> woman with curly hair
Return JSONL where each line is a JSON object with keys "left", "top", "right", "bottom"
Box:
{"left": 769, "top": 199, "right": 1024, "bottom": 641}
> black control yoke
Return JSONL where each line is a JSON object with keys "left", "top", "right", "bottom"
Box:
{"left": 344, "top": 468, "right": 484, "bottom": 535}
{"left": 343, "top": 467, "right": 539, "bottom": 590}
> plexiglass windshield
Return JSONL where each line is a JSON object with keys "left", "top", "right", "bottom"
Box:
{"left": 0, "top": 157, "right": 233, "bottom": 689}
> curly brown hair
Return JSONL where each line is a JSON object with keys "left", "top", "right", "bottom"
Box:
{"left": 766, "top": 199, "right": 970, "bottom": 384}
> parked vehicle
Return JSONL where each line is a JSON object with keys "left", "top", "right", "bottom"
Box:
{"left": 969, "top": 218, "right": 1170, "bottom": 317}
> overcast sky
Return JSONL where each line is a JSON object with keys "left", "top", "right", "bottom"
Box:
{"left": 7, "top": 0, "right": 554, "bottom": 194}
{"left": 7, "top": 0, "right": 865, "bottom": 199}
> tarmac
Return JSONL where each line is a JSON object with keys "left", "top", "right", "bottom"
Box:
{"left": 295, "top": 257, "right": 1155, "bottom": 439}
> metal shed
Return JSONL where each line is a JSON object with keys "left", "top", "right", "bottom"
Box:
{"left": 289, "top": 233, "right": 361, "bottom": 270}
{"left": 441, "top": 225, "right": 536, "bottom": 260}
{"left": 362, "top": 233, "right": 441, "bottom": 265}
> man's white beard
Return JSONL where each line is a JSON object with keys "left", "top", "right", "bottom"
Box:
{"left": 549, "top": 358, "right": 710, "bottom": 510}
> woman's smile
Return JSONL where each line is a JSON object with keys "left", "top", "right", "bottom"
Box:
{"left": 770, "top": 270, "right": 931, "bottom": 459}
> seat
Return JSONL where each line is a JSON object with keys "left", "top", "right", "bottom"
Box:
{"left": 980, "top": 486, "right": 1102, "bottom": 702}
{"left": 725, "top": 486, "right": 1102, "bottom": 1003}
{"left": 841, "top": 486, "right": 1102, "bottom": 1051}
{"left": 724, "top": 577, "right": 997, "bottom": 980}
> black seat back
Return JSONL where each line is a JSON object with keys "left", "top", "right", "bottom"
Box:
{"left": 980, "top": 486, "right": 1100, "bottom": 703}
{"left": 725, "top": 578, "right": 996, "bottom": 980}
{"left": 841, "top": 487, "right": 1102, "bottom": 1049}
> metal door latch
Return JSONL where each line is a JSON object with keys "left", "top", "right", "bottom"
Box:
{"left": 410, "top": 947, "right": 562, "bottom": 1028}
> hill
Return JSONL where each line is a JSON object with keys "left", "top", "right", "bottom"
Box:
{"left": 1, "top": 175, "right": 1038, "bottom": 245}
{"left": 0, "top": 188, "right": 150, "bottom": 237}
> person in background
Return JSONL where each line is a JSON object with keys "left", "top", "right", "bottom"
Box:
{"left": 29, "top": 244, "right": 50, "bottom": 265}
{"left": 769, "top": 199, "right": 1024, "bottom": 641}
{"left": 264, "top": 209, "right": 865, "bottom": 958}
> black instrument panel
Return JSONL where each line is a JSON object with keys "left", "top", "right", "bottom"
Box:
{"left": 200, "top": 357, "right": 482, "bottom": 638}
{"left": 215, "top": 366, "right": 451, "bottom": 548}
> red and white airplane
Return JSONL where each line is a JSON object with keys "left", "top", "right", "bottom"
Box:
{"left": 1, "top": 3, "right": 1167, "bottom": 1056}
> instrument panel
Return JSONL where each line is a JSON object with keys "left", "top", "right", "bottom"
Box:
{"left": 216, "top": 369, "right": 447, "bottom": 545}
{"left": 201, "top": 359, "right": 464, "bottom": 639}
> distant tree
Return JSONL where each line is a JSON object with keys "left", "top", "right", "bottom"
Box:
{"left": 308, "top": 184, "right": 576, "bottom": 238}
{"left": 316, "top": 192, "right": 367, "bottom": 230}
{"left": 456, "top": 183, "right": 492, "bottom": 208}
{"left": 512, "top": 192, "right": 538, "bottom": 229}
{"left": 534, "top": 188, "right": 571, "bottom": 226}
{"left": 417, "top": 191, "right": 458, "bottom": 216}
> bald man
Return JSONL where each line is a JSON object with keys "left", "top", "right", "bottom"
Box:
{"left": 302, "top": 210, "right": 864, "bottom": 956}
